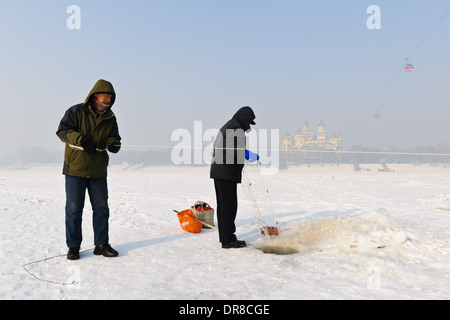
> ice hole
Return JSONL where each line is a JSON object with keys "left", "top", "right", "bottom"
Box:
{"left": 257, "top": 245, "right": 299, "bottom": 255}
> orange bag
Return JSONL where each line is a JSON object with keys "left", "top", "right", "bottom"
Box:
{"left": 176, "top": 209, "right": 202, "bottom": 233}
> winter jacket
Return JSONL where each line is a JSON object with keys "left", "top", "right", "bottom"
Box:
{"left": 210, "top": 106, "right": 256, "bottom": 183}
{"left": 56, "top": 79, "right": 121, "bottom": 178}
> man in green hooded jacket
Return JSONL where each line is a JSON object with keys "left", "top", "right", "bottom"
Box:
{"left": 57, "top": 79, "right": 121, "bottom": 260}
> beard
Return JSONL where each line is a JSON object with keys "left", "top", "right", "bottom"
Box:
{"left": 98, "top": 102, "right": 111, "bottom": 109}
{"left": 93, "top": 99, "right": 111, "bottom": 113}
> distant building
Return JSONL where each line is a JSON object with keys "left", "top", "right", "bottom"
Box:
{"left": 282, "top": 120, "right": 343, "bottom": 163}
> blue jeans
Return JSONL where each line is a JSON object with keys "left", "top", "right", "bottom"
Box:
{"left": 65, "top": 175, "right": 110, "bottom": 248}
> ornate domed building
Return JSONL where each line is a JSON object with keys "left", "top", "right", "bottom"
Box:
{"left": 282, "top": 120, "right": 343, "bottom": 163}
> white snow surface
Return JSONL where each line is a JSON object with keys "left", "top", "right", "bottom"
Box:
{"left": 1, "top": 163, "right": 449, "bottom": 300}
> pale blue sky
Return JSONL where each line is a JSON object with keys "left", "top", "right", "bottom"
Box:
{"left": 1, "top": 0, "right": 450, "bottom": 156}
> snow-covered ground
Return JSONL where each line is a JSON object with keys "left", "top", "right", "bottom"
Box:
{"left": 1, "top": 163, "right": 449, "bottom": 300}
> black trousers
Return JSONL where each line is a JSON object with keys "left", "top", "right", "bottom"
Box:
{"left": 214, "top": 179, "right": 238, "bottom": 244}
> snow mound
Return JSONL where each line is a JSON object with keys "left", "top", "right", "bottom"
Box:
{"left": 428, "top": 194, "right": 450, "bottom": 211}
{"left": 253, "top": 209, "right": 420, "bottom": 257}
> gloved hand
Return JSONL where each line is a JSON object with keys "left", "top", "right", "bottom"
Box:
{"left": 81, "top": 140, "right": 97, "bottom": 154}
{"left": 245, "top": 150, "right": 260, "bottom": 162}
{"left": 107, "top": 139, "right": 121, "bottom": 153}
{"left": 108, "top": 143, "right": 121, "bottom": 153}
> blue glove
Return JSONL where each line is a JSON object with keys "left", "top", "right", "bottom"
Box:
{"left": 245, "top": 150, "right": 260, "bottom": 162}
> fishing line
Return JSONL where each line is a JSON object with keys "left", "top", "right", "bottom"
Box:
{"left": 242, "top": 163, "right": 291, "bottom": 254}
{"left": 23, "top": 248, "right": 94, "bottom": 285}
{"left": 257, "top": 164, "right": 281, "bottom": 232}
{"left": 256, "top": 164, "right": 292, "bottom": 254}
{"left": 242, "top": 165, "right": 266, "bottom": 231}
{"left": 116, "top": 144, "right": 450, "bottom": 157}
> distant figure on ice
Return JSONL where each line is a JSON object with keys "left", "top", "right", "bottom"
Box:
{"left": 210, "top": 106, "right": 259, "bottom": 248}
{"left": 56, "top": 79, "right": 121, "bottom": 260}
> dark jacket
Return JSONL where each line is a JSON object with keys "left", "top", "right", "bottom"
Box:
{"left": 56, "top": 79, "right": 121, "bottom": 178}
{"left": 210, "top": 107, "right": 256, "bottom": 183}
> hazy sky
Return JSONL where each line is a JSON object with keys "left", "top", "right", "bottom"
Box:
{"left": 1, "top": 0, "right": 450, "bottom": 157}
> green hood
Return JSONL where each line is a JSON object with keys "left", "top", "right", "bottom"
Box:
{"left": 56, "top": 78, "right": 121, "bottom": 178}
{"left": 83, "top": 79, "right": 116, "bottom": 107}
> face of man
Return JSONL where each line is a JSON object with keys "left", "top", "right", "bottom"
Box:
{"left": 93, "top": 93, "right": 113, "bottom": 113}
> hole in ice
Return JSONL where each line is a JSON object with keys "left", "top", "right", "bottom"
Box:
{"left": 257, "top": 245, "right": 299, "bottom": 255}
{"left": 253, "top": 209, "right": 414, "bottom": 255}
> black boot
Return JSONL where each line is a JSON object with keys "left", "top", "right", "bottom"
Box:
{"left": 94, "top": 244, "right": 119, "bottom": 257}
{"left": 222, "top": 240, "right": 246, "bottom": 249}
{"left": 67, "top": 247, "right": 80, "bottom": 260}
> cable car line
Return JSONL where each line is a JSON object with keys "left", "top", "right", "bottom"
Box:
{"left": 347, "top": 5, "right": 450, "bottom": 141}
{"left": 407, "top": 5, "right": 450, "bottom": 60}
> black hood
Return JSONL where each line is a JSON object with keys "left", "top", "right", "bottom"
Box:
{"left": 232, "top": 106, "right": 256, "bottom": 131}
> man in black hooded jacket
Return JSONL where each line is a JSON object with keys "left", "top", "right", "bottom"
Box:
{"left": 210, "top": 106, "right": 256, "bottom": 248}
